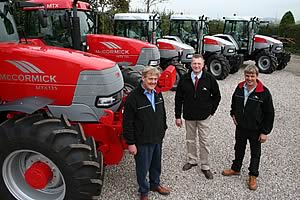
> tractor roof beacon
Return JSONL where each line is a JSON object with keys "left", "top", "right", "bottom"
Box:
{"left": 214, "top": 16, "right": 291, "bottom": 74}
{"left": 0, "top": 1, "right": 175, "bottom": 200}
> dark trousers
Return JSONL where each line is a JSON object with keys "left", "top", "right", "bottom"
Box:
{"left": 231, "top": 127, "right": 262, "bottom": 177}
{"left": 134, "top": 143, "right": 162, "bottom": 195}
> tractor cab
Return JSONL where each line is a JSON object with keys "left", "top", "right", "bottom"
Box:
{"left": 168, "top": 14, "right": 209, "bottom": 50}
{"left": 222, "top": 16, "right": 260, "bottom": 53}
{"left": 23, "top": 0, "right": 94, "bottom": 49}
{"left": 114, "top": 13, "right": 161, "bottom": 43}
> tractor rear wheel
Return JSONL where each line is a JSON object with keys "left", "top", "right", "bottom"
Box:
{"left": 206, "top": 54, "right": 230, "bottom": 80}
{"left": 0, "top": 113, "right": 104, "bottom": 200}
{"left": 255, "top": 50, "right": 277, "bottom": 74}
{"left": 121, "top": 67, "right": 142, "bottom": 95}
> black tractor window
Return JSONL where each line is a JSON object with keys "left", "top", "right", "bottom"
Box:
{"left": 114, "top": 20, "right": 148, "bottom": 41}
{"left": 78, "top": 11, "right": 94, "bottom": 39}
{"left": 25, "top": 10, "right": 72, "bottom": 48}
{"left": 0, "top": 4, "right": 18, "bottom": 42}
{"left": 170, "top": 20, "right": 197, "bottom": 44}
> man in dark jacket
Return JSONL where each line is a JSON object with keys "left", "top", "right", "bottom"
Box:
{"left": 175, "top": 54, "right": 221, "bottom": 179}
{"left": 123, "top": 66, "right": 170, "bottom": 200}
{"left": 222, "top": 64, "right": 275, "bottom": 191}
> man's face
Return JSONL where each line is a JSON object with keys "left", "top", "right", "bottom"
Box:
{"left": 191, "top": 57, "right": 204, "bottom": 74}
{"left": 244, "top": 72, "right": 258, "bottom": 87}
{"left": 142, "top": 73, "right": 159, "bottom": 91}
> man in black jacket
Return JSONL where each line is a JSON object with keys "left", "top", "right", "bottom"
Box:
{"left": 222, "top": 64, "right": 275, "bottom": 191}
{"left": 123, "top": 66, "right": 170, "bottom": 200}
{"left": 175, "top": 54, "right": 221, "bottom": 179}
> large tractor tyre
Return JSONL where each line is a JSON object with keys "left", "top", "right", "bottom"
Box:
{"left": 276, "top": 50, "right": 291, "bottom": 70}
{"left": 229, "top": 54, "right": 244, "bottom": 74}
{"left": 172, "top": 64, "right": 188, "bottom": 91}
{"left": 0, "top": 113, "right": 104, "bottom": 200}
{"left": 121, "top": 67, "right": 142, "bottom": 95}
{"left": 255, "top": 50, "right": 277, "bottom": 74}
{"left": 206, "top": 54, "right": 230, "bottom": 80}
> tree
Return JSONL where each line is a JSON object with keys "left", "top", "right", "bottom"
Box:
{"left": 279, "top": 11, "right": 295, "bottom": 37}
{"left": 144, "top": 0, "right": 169, "bottom": 13}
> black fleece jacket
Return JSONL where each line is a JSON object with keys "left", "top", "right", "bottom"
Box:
{"left": 230, "top": 80, "right": 274, "bottom": 134}
{"left": 175, "top": 70, "right": 221, "bottom": 120}
{"left": 122, "top": 84, "right": 167, "bottom": 145}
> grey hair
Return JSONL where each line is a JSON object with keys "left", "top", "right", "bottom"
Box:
{"left": 244, "top": 64, "right": 259, "bottom": 76}
{"left": 142, "top": 66, "right": 161, "bottom": 78}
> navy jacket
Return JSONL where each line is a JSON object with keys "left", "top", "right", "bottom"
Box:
{"left": 230, "top": 80, "right": 274, "bottom": 134}
{"left": 175, "top": 70, "right": 221, "bottom": 120}
{"left": 123, "top": 84, "right": 167, "bottom": 145}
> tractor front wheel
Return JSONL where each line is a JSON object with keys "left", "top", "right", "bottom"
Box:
{"left": 0, "top": 113, "right": 104, "bottom": 200}
{"left": 172, "top": 64, "right": 188, "bottom": 91}
{"left": 276, "top": 50, "right": 291, "bottom": 70}
{"left": 206, "top": 54, "right": 230, "bottom": 80}
{"left": 255, "top": 50, "right": 277, "bottom": 74}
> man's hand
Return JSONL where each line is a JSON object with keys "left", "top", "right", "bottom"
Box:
{"left": 175, "top": 118, "right": 183, "bottom": 128}
{"left": 128, "top": 144, "right": 137, "bottom": 155}
{"left": 258, "top": 134, "right": 268, "bottom": 143}
{"left": 232, "top": 115, "right": 238, "bottom": 125}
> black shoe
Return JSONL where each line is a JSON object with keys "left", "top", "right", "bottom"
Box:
{"left": 201, "top": 169, "right": 214, "bottom": 179}
{"left": 182, "top": 163, "right": 198, "bottom": 171}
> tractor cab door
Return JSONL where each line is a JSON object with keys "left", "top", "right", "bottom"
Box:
{"left": 224, "top": 20, "right": 249, "bottom": 51}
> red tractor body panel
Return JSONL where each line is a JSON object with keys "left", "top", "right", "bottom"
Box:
{"left": 0, "top": 42, "right": 115, "bottom": 105}
{"left": 87, "top": 34, "right": 157, "bottom": 66}
{"left": 26, "top": 0, "right": 90, "bottom": 10}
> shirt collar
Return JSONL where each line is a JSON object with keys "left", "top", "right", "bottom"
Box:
{"left": 191, "top": 71, "right": 202, "bottom": 80}
{"left": 141, "top": 83, "right": 156, "bottom": 94}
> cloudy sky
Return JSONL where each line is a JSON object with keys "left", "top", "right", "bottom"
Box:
{"left": 130, "top": 0, "right": 300, "bottom": 21}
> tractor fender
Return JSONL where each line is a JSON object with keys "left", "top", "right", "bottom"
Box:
{"left": 0, "top": 96, "right": 53, "bottom": 114}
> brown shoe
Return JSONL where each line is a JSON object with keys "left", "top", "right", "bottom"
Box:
{"left": 182, "top": 163, "right": 198, "bottom": 171}
{"left": 222, "top": 169, "right": 240, "bottom": 176}
{"left": 248, "top": 176, "right": 257, "bottom": 190}
{"left": 150, "top": 185, "right": 170, "bottom": 195}
{"left": 201, "top": 169, "right": 214, "bottom": 179}
{"left": 140, "top": 194, "right": 148, "bottom": 200}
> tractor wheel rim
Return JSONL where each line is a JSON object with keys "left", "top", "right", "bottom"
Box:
{"left": 3, "top": 150, "right": 66, "bottom": 200}
{"left": 210, "top": 60, "right": 222, "bottom": 77}
{"left": 258, "top": 56, "right": 271, "bottom": 70}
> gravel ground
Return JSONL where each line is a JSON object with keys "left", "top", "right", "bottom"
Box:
{"left": 100, "top": 57, "right": 300, "bottom": 200}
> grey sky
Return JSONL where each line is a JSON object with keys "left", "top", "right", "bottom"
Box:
{"left": 130, "top": 0, "right": 300, "bottom": 21}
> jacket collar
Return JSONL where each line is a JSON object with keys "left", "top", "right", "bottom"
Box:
{"left": 238, "top": 79, "right": 264, "bottom": 93}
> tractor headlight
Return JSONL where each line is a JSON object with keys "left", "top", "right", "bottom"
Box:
{"left": 227, "top": 48, "right": 235, "bottom": 53}
{"left": 149, "top": 60, "right": 159, "bottom": 66}
{"left": 186, "top": 54, "right": 193, "bottom": 59}
{"left": 95, "top": 92, "right": 122, "bottom": 108}
{"left": 275, "top": 46, "right": 282, "bottom": 51}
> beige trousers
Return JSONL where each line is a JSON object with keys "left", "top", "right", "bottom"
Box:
{"left": 185, "top": 116, "right": 211, "bottom": 170}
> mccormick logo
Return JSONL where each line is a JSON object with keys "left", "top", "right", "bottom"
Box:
{"left": 0, "top": 60, "right": 57, "bottom": 83}
{"left": 96, "top": 42, "right": 129, "bottom": 55}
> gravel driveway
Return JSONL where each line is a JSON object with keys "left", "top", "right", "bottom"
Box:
{"left": 101, "top": 56, "right": 300, "bottom": 200}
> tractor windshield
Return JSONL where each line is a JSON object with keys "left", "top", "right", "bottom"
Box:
{"left": 224, "top": 20, "right": 249, "bottom": 48}
{"left": 169, "top": 20, "right": 201, "bottom": 43}
{"left": 0, "top": 3, "right": 19, "bottom": 42}
{"left": 114, "top": 20, "right": 149, "bottom": 41}
{"left": 24, "top": 10, "right": 94, "bottom": 48}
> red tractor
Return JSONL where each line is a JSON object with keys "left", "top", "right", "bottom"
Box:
{"left": 20, "top": 0, "right": 165, "bottom": 91}
{"left": 0, "top": 0, "right": 175, "bottom": 199}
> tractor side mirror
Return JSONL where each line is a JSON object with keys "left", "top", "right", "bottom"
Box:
{"left": 38, "top": 10, "right": 48, "bottom": 28}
